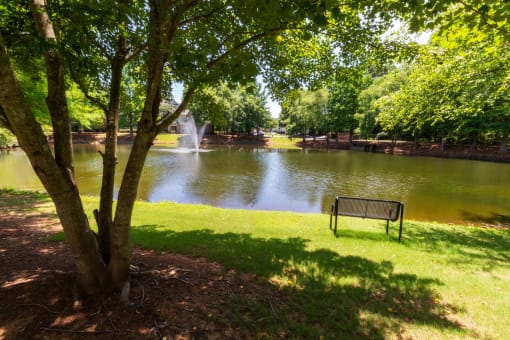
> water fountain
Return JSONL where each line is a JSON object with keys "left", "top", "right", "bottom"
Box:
{"left": 175, "top": 115, "right": 210, "bottom": 153}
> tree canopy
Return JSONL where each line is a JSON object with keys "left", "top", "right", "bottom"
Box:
{"left": 358, "top": 23, "right": 510, "bottom": 150}
{"left": 189, "top": 82, "right": 271, "bottom": 135}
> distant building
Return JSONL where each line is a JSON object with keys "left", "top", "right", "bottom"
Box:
{"left": 160, "top": 99, "right": 190, "bottom": 133}
{"left": 163, "top": 99, "right": 212, "bottom": 135}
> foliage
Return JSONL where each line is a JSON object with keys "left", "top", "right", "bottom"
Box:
{"left": 119, "top": 66, "right": 146, "bottom": 133}
{"left": 0, "top": 126, "right": 15, "bottom": 147}
{"left": 408, "top": 0, "right": 510, "bottom": 41}
{"left": 281, "top": 89, "right": 329, "bottom": 140}
{"left": 357, "top": 68, "right": 409, "bottom": 139}
{"left": 11, "top": 60, "right": 50, "bottom": 126}
{"left": 10, "top": 58, "right": 103, "bottom": 131}
{"left": 190, "top": 82, "right": 271, "bottom": 135}
{"left": 369, "top": 27, "right": 510, "bottom": 146}
{"left": 67, "top": 86, "right": 104, "bottom": 131}
{"left": 326, "top": 72, "right": 370, "bottom": 140}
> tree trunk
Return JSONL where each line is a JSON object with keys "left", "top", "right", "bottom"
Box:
{"left": 110, "top": 130, "right": 156, "bottom": 291}
{"left": 30, "top": 0, "right": 74, "bottom": 173}
{"left": 129, "top": 112, "right": 134, "bottom": 136}
{"left": 109, "top": 89, "right": 162, "bottom": 292}
{"left": 499, "top": 132, "right": 509, "bottom": 154}
{"left": 0, "top": 32, "right": 106, "bottom": 295}
{"left": 440, "top": 137, "right": 446, "bottom": 151}
{"left": 96, "top": 36, "right": 127, "bottom": 264}
{"left": 107, "top": 0, "right": 175, "bottom": 292}
{"left": 471, "top": 131, "right": 478, "bottom": 150}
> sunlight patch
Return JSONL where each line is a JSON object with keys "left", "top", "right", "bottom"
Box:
{"left": 1, "top": 274, "right": 39, "bottom": 288}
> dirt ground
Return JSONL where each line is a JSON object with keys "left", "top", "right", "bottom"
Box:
{"left": 0, "top": 193, "right": 284, "bottom": 339}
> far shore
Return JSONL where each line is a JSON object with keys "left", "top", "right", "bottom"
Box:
{"left": 7, "top": 131, "right": 509, "bottom": 163}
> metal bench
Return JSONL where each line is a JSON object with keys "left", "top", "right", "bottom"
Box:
{"left": 329, "top": 196, "right": 404, "bottom": 242}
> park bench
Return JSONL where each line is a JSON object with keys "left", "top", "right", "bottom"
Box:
{"left": 329, "top": 196, "right": 404, "bottom": 242}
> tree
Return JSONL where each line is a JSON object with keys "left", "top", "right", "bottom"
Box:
{"left": 357, "top": 68, "right": 408, "bottom": 139}
{"left": 120, "top": 66, "right": 146, "bottom": 135}
{"left": 370, "top": 26, "right": 510, "bottom": 149}
{"left": 189, "top": 85, "right": 229, "bottom": 133}
{"left": 226, "top": 83, "right": 271, "bottom": 135}
{"left": 281, "top": 89, "right": 329, "bottom": 141}
{"left": 190, "top": 82, "right": 271, "bottom": 135}
{"left": 327, "top": 72, "right": 370, "bottom": 144}
{"left": 0, "top": 0, "right": 401, "bottom": 298}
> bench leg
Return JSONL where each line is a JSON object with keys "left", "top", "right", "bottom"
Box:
{"left": 398, "top": 204, "right": 404, "bottom": 243}
{"left": 386, "top": 220, "right": 389, "bottom": 234}
{"left": 329, "top": 205, "right": 334, "bottom": 230}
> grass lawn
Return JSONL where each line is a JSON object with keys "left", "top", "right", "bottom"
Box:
{"left": 266, "top": 135, "right": 301, "bottom": 149}
{"left": 154, "top": 133, "right": 301, "bottom": 150}
{"left": 154, "top": 132, "right": 181, "bottom": 145}
{"left": 80, "top": 197, "right": 509, "bottom": 339}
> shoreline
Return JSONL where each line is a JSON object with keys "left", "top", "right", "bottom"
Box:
{"left": 295, "top": 139, "right": 510, "bottom": 163}
{"left": 9, "top": 131, "right": 509, "bottom": 163}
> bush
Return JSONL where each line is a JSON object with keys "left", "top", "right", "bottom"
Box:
{"left": 0, "top": 127, "right": 16, "bottom": 148}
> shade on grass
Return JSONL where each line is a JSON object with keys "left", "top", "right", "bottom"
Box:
{"left": 5, "top": 190, "right": 508, "bottom": 339}
{"left": 81, "top": 197, "right": 510, "bottom": 339}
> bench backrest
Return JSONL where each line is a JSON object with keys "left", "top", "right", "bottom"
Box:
{"left": 334, "top": 196, "right": 402, "bottom": 221}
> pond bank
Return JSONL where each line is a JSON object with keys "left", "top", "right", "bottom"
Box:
{"left": 297, "top": 139, "right": 510, "bottom": 163}
{"left": 43, "top": 132, "right": 510, "bottom": 163}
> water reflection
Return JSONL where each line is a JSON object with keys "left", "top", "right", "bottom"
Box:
{"left": 1, "top": 145, "right": 509, "bottom": 224}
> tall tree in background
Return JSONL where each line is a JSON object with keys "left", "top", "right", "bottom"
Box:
{"left": 190, "top": 82, "right": 270, "bottom": 135}
{"left": 369, "top": 26, "right": 510, "bottom": 149}
{"left": 0, "top": 0, "right": 402, "bottom": 298}
{"left": 327, "top": 72, "right": 369, "bottom": 144}
{"left": 281, "top": 89, "right": 329, "bottom": 141}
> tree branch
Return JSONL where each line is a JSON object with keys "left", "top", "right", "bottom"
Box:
{"left": 156, "top": 86, "right": 195, "bottom": 131}
{"left": 206, "top": 27, "right": 282, "bottom": 70}
{"left": 68, "top": 64, "right": 109, "bottom": 113}
{"left": 179, "top": 5, "right": 222, "bottom": 27}
{"left": 30, "top": 0, "right": 74, "bottom": 172}
{"left": 124, "top": 42, "right": 148, "bottom": 64}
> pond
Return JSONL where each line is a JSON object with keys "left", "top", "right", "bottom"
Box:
{"left": 1, "top": 144, "right": 509, "bottom": 225}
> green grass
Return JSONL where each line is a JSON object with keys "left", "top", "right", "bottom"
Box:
{"left": 84, "top": 197, "right": 510, "bottom": 339}
{"left": 0, "top": 188, "right": 53, "bottom": 211}
{"left": 266, "top": 135, "right": 301, "bottom": 149}
{"left": 154, "top": 132, "right": 181, "bottom": 145}
{"left": 154, "top": 133, "right": 302, "bottom": 150}
{"left": 3, "top": 189, "right": 509, "bottom": 339}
